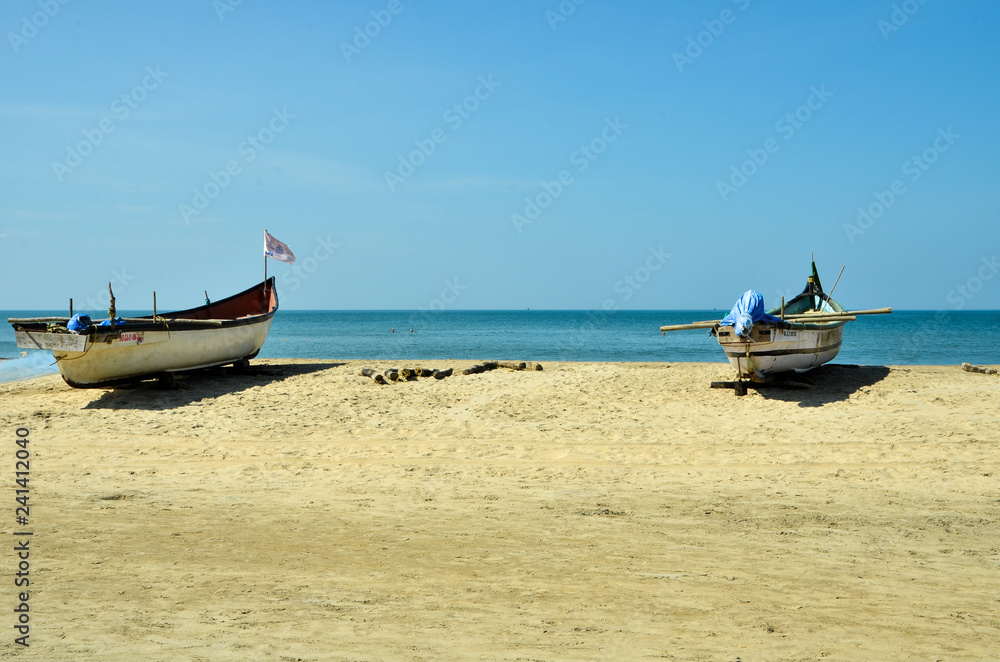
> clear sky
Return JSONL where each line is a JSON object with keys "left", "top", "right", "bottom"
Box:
{"left": 1, "top": 0, "right": 997, "bottom": 311}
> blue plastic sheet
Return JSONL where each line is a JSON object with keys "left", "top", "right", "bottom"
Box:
{"left": 67, "top": 314, "right": 93, "bottom": 333}
{"left": 719, "top": 290, "right": 782, "bottom": 337}
{"left": 97, "top": 317, "right": 125, "bottom": 327}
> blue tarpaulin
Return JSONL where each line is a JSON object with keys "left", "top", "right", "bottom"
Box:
{"left": 720, "top": 290, "right": 782, "bottom": 337}
{"left": 67, "top": 314, "right": 93, "bottom": 333}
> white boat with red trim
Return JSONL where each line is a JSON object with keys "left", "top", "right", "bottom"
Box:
{"left": 9, "top": 278, "right": 278, "bottom": 388}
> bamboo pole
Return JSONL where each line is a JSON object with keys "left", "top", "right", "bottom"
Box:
{"left": 786, "top": 307, "right": 891, "bottom": 319}
{"left": 659, "top": 307, "right": 890, "bottom": 333}
{"left": 659, "top": 321, "right": 719, "bottom": 332}
{"left": 826, "top": 265, "right": 846, "bottom": 302}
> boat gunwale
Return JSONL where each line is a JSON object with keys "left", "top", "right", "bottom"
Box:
{"left": 8, "top": 278, "right": 277, "bottom": 334}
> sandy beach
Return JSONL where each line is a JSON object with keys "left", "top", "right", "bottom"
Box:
{"left": 1, "top": 360, "right": 998, "bottom": 661}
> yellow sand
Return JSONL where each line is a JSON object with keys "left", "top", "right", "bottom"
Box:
{"left": 1, "top": 360, "right": 998, "bottom": 661}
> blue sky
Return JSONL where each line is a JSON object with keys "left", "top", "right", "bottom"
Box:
{"left": 1, "top": 0, "right": 997, "bottom": 311}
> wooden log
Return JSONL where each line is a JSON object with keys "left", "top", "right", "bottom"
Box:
{"left": 433, "top": 368, "right": 453, "bottom": 379}
{"left": 399, "top": 368, "right": 415, "bottom": 380}
{"left": 497, "top": 361, "right": 526, "bottom": 371}
{"left": 962, "top": 362, "right": 998, "bottom": 375}
{"left": 416, "top": 367, "right": 436, "bottom": 377}
{"left": 359, "top": 368, "right": 389, "bottom": 384}
{"left": 527, "top": 362, "right": 543, "bottom": 371}
{"left": 712, "top": 381, "right": 750, "bottom": 395}
{"left": 385, "top": 368, "right": 400, "bottom": 382}
{"left": 462, "top": 362, "right": 489, "bottom": 375}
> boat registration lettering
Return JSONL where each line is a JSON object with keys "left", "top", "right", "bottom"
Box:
{"left": 782, "top": 330, "right": 797, "bottom": 337}
{"left": 118, "top": 332, "right": 145, "bottom": 345}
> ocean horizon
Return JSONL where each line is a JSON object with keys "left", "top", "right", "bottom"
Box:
{"left": 3, "top": 309, "right": 998, "bottom": 367}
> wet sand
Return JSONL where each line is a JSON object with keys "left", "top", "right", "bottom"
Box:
{"left": 1, "top": 360, "right": 998, "bottom": 660}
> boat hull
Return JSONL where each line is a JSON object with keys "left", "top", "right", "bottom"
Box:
{"left": 10, "top": 278, "right": 277, "bottom": 388}
{"left": 46, "top": 321, "right": 271, "bottom": 387}
{"left": 717, "top": 321, "right": 844, "bottom": 381}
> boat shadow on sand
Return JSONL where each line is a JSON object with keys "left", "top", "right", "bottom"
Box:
{"left": 82, "top": 362, "right": 339, "bottom": 411}
{"left": 745, "top": 364, "right": 891, "bottom": 407}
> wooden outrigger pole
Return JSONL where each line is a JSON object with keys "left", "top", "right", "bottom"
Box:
{"left": 659, "top": 307, "right": 892, "bottom": 333}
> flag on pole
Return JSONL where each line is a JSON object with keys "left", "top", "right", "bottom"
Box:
{"left": 264, "top": 230, "right": 295, "bottom": 263}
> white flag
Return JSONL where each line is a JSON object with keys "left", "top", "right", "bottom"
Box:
{"left": 264, "top": 230, "right": 295, "bottom": 263}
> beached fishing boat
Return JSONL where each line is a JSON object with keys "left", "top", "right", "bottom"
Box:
{"left": 660, "top": 261, "right": 891, "bottom": 383}
{"left": 714, "top": 276, "right": 847, "bottom": 381}
{"left": 9, "top": 278, "right": 278, "bottom": 388}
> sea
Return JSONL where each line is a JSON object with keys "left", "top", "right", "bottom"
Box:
{"left": 2, "top": 310, "right": 997, "bottom": 381}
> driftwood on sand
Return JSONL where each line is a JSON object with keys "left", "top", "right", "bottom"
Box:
{"left": 358, "top": 368, "right": 388, "bottom": 384}
{"left": 962, "top": 362, "right": 998, "bottom": 375}
{"left": 462, "top": 361, "right": 542, "bottom": 375}
{"left": 360, "top": 361, "right": 543, "bottom": 384}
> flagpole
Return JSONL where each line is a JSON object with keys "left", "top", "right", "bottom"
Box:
{"left": 264, "top": 254, "right": 268, "bottom": 283}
